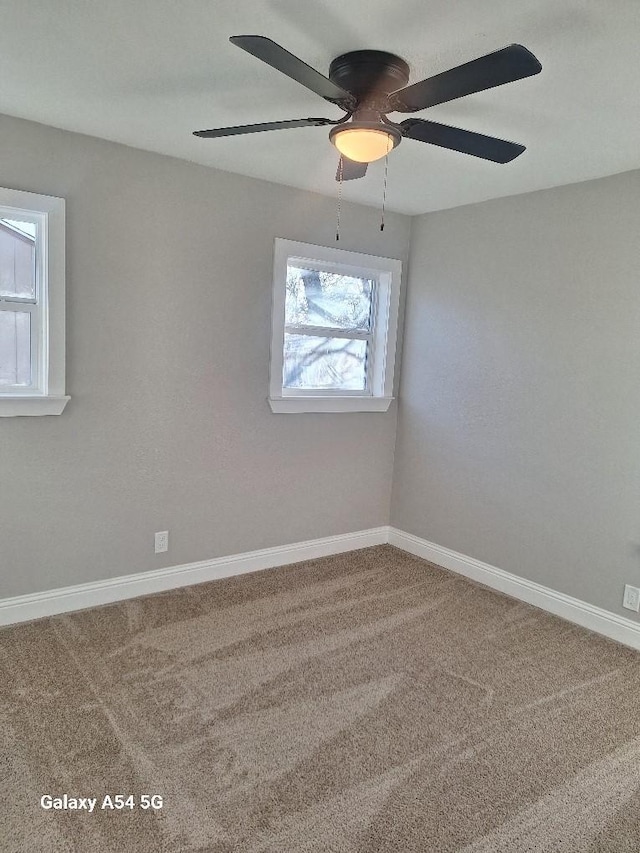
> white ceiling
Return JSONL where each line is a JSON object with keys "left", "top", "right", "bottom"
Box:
{"left": 1, "top": 0, "right": 639, "bottom": 215}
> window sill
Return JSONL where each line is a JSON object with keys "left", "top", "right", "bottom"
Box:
{"left": 268, "top": 396, "right": 394, "bottom": 414}
{"left": 0, "top": 395, "right": 70, "bottom": 417}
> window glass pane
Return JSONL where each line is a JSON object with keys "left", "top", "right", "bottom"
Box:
{"left": 285, "top": 265, "right": 373, "bottom": 331}
{"left": 0, "top": 219, "right": 36, "bottom": 299}
{"left": 283, "top": 333, "right": 368, "bottom": 391}
{"left": 0, "top": 311, "right": 31, "bottom": 386}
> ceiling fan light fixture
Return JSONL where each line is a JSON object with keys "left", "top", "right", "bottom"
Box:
{"left": 329, "top": 123, "right": 401, "bottom": 164}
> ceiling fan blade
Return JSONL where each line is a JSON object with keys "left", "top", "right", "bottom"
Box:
{"left": 193, "top": 117, "right": 333, "bottom": 138}
{"left": 389, "top": 44, "right": 541, "bottom": 112}
{"left": 230, "top": 36, "right": 354, "bottom": 108}
{"left": 401, "top": 118, "right": 525, "bottom": 163}
{"left": 336, "top": 157, "right": 368, "bottom": 181}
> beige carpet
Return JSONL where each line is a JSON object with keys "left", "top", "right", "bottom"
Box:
{"left": 2, "top": 545, "right": 640, "bottom": 852}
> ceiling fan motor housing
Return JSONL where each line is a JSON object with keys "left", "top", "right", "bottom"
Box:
{"left": 328, "top": 50, "right": 410, "bottom": 104}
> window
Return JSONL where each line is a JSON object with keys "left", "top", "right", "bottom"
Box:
{"left": 0, "top": 186, "right": 68, "bottom": 416}
{"left": 269, "top": 239, "right": 401, "bottom": 413}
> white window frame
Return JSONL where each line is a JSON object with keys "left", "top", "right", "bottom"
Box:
{"left": 0, "top": 186, "right": 68, "bottom": 416}
{"left": 269, "top": 238, "right": 401, "bottom": 413}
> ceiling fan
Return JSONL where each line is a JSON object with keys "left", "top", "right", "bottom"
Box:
{"left": 194, "top": 36, "right": 542, "bottom": 181}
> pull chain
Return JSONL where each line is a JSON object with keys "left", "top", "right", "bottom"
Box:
{"left": 380, "top": 150, "right": 389, "bottom": 232}
{"left": 336, "top": 157, "right": 343, "bottom": 242}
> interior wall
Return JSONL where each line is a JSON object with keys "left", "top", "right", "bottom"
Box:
{"left": 391, "top": 170, "right": 640, "bottom": 616}
{"left": 0, "top": 113, "right": 411, "bottom": 598}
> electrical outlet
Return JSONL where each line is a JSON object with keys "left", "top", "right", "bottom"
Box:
{"left": 154, "top": 531, "right": 168, "bottom": 554}
{"left": 622, "top": 584, "right": 640, "bottom": 613}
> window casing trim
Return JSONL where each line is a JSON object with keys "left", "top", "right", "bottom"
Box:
{"left": 0, "top": 187, "right": 68, "bottom": 416}
{"left": 269, "top": 239, "right": 401, "bottom": 413}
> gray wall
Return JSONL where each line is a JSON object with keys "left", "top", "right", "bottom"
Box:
{"left": 0, "top": 114, "right": 411, "bottom": 598}
{"left": 5, "top": 108, "right": 639, "bottom": 619}
{"left": 392, "top": 170, "right": 640, "bottom": 616}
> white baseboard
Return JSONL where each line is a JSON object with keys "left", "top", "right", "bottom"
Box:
{"left": 0, "top": 527, "right": 389, "bottom": 627}
{"left": 388, "top": 527, "right": 640, "bottom": 652}
{"left": 4, "top": 525, "right": 640, "bottom": 652}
